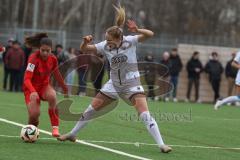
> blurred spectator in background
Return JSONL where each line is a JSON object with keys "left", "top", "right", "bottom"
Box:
{"left": 22, "top": 43, "right": 33, "bottom": 67}
{"left": 91, "top": 54, "right": 105, "bottom": 95}
{"left": 169, "top": 48, "right": 183, "bottom": 102}
{"left": 2, "top": 38, "right": 14, "bottom": 91}
{"left": 0, "top": 43, "right": 5, "bottom": 63}
{"left": 160, "top": 51, "right": 172, "bottom": 102}
{"left": 205, "top": 52, "right": 223, "bottom": 102}
{"left": 53, "top": 44, "right": 69, "bottom": 91}
{"left": 54, "top": 44, "right": 69, "bottom": 76}
{"left": 54, "top": 44, "right": 69, "bottom": 65}
{"left": 20, "top": 43, "right": 33, "bottom": 90}
{"left": 186, "top": 51, "right": 203, "bottom": 103}
{"left": 0, "top": 43, "right": 5, "bottom": 54}
{"left": 76, "top": 51, "right": 89, "bottom": 96}
{"left": 144, "top": 53, "right": 156, "bottom": 100}
{"left": 225, "top": 52, "right": 238, "bottom": 100}
{"left": 4, "top": 41, "right": 25, "bottom": 92}
{"left": 65, "top": 47, "right": 77, "bottom": 95}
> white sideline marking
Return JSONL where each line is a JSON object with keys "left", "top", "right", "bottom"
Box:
{"left": 0, "top": 118, "right": 152, "bottom": 160}
{"left": 83, "top": 140, "right": 240, "bottom": 150}
{"left": 1, "top": 134, "right": 240, "bottom": 151}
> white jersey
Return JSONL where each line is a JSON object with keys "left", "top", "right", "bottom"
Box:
{"left": 95, "top": 35, "right": 140, "bottom": 86}
{"left": 234, "top": 51, "right": 240, "bottom": 86}
{"left": 94, "top": 35, "right": 144, "bottom": 101}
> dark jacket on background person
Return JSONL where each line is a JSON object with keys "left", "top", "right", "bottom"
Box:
{"left": 205, "top": 60, "right": 223, "bottom": 81}
{"left": 225, "top": 59, "right": 238, "bottom": 79}
{"left": 169, "top": 55, "right": 183, "bottom": 76}
{"left": 160, "top": 59, "right": 172, "bottom": 78}
{"left": 2, "top": 46, "right": 12, "bottom": 66}
{"left": 144, "top": 57, "right": 156, "bottom": 83}
{"left": 4, "top": 48, "right": 25, "bottom": 70}
{"left": 22, "top": 45, "right": 33, "bottom": 68}
{"left": 54, "top": 51, "right": 69, "bottom": 65}
{"left": 186, "top": 58, "right": 203, "bottom": 79}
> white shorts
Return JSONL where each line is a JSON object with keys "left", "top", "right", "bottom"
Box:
{"left": 100, "top": 80, "right": 145, "bottom": 102}
{"left": 235, "top": 72, "right": 240, "bottom": 86}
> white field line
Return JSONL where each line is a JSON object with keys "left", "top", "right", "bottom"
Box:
{"left": 0, "top": 118, "right": 152, "bottom": 160}
{"left": 1, "top": 134, "right": 240, "bottom": 151}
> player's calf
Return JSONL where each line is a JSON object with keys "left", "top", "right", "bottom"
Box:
{"left": 28, "top": 112, "right": 40, "bottom": 126}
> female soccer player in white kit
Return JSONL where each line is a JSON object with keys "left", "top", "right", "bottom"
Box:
{"left": 215, "top": 51, "right": 240, "bottom": 109}
{"left": 58, "top": 5, "right": 172, "bottom": 153}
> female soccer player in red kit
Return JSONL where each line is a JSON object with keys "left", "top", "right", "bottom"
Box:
{"left": 23, "top": 33, "right": 68, "bottom": 137}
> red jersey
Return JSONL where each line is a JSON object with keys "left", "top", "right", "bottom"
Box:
{"left": 0, "top": 46, "right": 4, "bottom": 52}
{"left": 23, "top": 50, "right": 67, "bottom": 93}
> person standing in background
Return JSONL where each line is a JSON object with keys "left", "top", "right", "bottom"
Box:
{"left": 225, "top": 52, "right": 238, "bottom": 105}
{"left": 144, "top": 53, "right": 156, "bottom": 100}
{"left": 76, "top": 50, "right": 90, "bottom": 96}
{"left": 91, "top": 53, "right": 105, "bottom": 96}
{"left": 5, "top": 41, "right": 25, "bottom": 92}
{"left": 53, "top": 44, "right": 69, "bottom": 91}
{"left": 169, "top": 48, "right": 183, "bottom": 102}
{"left": 54, "top": 44, "right": 69, "bottom": 65}
{"left": 160, "top": 51, "right": 172, "bottom": 102}
{"left": 65, "top": 47, "right": 77, "bottom": 95}
{"left": 186, "top": 51, "right": 203, "bottom": 103}
{"left": 205, "top": 52, "right": 223, "bottom": 103}
{"left": 0, "top": 43, "right": 5, "bottom": 54}
{"left": 2, "top": 39, "right": 14, "bottom": 91}
{"left": 20, "top": 44, "right": 33, "bottom": 91}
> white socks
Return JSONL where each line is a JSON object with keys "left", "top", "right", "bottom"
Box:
{"left": 70, "top": 105, "right": 96, "bottom": 136}
{"left": 220, "top": 96, "right": 240, "bottom": 106}
{"left": 70, "top": 106, "right": 166, "bottom": 148}
{"left": 140, "top": 111, "right": 165, "bottom": 147}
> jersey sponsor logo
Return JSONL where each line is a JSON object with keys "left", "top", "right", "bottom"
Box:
{"left": 26, "top": 63, "right": 35, "bottom": 72}
{"left": 111, "top": 54, "right": 128, "bottom": 64}
{"left": 111, "top": 54, "right": 128, "bottom": 69}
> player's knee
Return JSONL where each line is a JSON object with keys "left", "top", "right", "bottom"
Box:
{"left": 47, "top": 94, "right": 57, "bottom": 104}
{"left": 29, "top": 98, "right": 39, "bottom": 105}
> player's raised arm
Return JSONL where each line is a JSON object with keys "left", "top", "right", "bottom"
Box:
{"left": 127, "top": 20, "right": 154, "bottom": 43}
{"left": 80, "top": 35, "right": 97, "bottom": 53}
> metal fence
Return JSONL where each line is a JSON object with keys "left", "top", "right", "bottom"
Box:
{"left": 0, "top": 27, "right": 239, "bottom": 61}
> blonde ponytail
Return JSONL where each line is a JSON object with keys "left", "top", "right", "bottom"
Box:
{"left": 106, "top": 4, "right": 126, "bottom": 40}
{"left": 113, "top": 4, "right": 125, "bottom": 28}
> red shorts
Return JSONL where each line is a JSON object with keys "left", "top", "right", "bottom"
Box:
{"left": 23, "top": 85, "right": 49, "bottom": 105}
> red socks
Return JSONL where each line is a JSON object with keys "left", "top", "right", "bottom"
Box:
{"left": 48, "top": 108, "right": 59, "bottom": 127}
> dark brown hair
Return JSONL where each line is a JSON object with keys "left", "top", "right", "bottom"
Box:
{"left": 212, "top": 52, "right": 218, "bottom": 57}
{"left": 25, "top": 33, "right": 52, "bottom": 48}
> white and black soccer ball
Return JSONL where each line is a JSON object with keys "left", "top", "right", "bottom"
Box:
{"left": 20, "top": 125, "right": 39, "bottom": 143}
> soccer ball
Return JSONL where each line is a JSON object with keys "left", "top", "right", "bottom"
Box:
{"left": 20, "top": 125, "right": 39, "bottom": 143}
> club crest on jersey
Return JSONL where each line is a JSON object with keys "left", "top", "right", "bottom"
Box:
{"left": 111, "top": 54, "right": 128, "bottom": 69}
{"left": 26, "top": 63, "right": 35, "bottom": 72}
